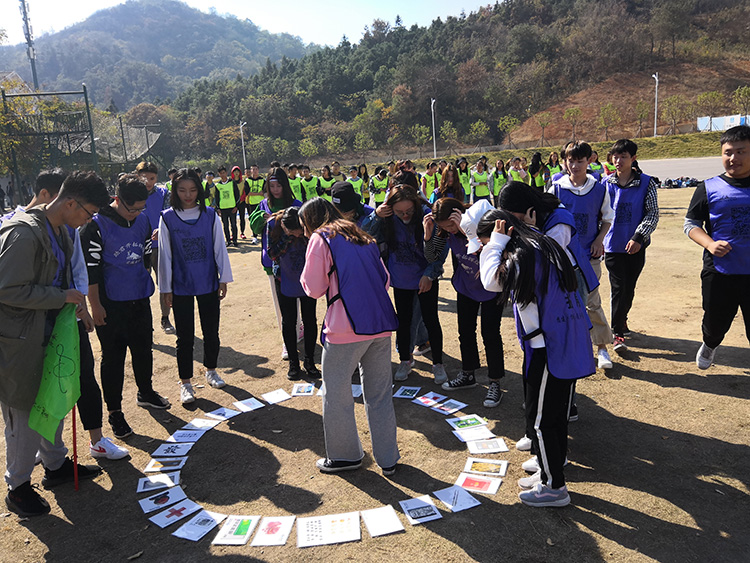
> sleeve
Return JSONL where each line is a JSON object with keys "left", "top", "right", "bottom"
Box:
{"left": 632, "top": 177, "right": 660, "bottom": 244}
{"left": 300, "top": 233, "right": 332, "bottom": 299}
{"left": 80, "top": 220, "right": 104, "bottom": 286}
{"left": 248, "top": 203, "right": 268, "bottom": 237}
{"left": 157, "top": 216, "right": 173, "bottom": 293}
{"left": 479, "top": 231, "right": 510, "bottom": 292}
{"left": 517, "top": 301, "right": 545, "bottom": 348}
{"left": 71, "top": 229, "right": 89, "bottom": 294}
{"left": 214, "top": 213, "right": 233, "bottom": 283}
{"left": 599, "top": 187, "right": 615, "bottom": 224}
{"left": 684, "top": 182, "right": 709, "bottom": 237}
{"left": 424, "top": 233, "right": 448, "bottom": 263}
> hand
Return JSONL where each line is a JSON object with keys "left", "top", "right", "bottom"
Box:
{"left": 625, "top": 240, "right": 642, "bottom": 254}
{"left": 64, "top": 289, "right": 84, "bottom": 305}
{"left": 91, "top": 302, "right": 107, "bottom": 326}
{"left": 493, "top": 219, "right": 514, "bottom": 237}
{"left": 163, "top": 292, "right": 173, "bottom": 309}
{"left": 423, "top": 212, "right": 435, "bottom": 241}
{"left": 418, "top": 276, "right": 433, "bottom": 294}
{"left": 151, "top": 228, "right": 159, "bottom": 241}
{"left": 76, "top": 306, "right": 95, "bottom": 332}
{"left": 376, "top": 204, "right": 392, "bottom": 218}
{"left": 449, "top": 209, "right": 463, "bottom": 234}
{"left": 522, "top": 207, "right": 536, "bottom": 226}
{"left": 590, "top": 240, "right": 604, "bottom": 259}
{"left": 708, "top": 240, "right": 732, "bottom": 257}
{"left": 218, "top": 283, "right": 228, "bottom": 300}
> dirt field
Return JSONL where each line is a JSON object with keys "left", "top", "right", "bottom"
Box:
{"left": 1, "top": 186, "right": 748, "bottom": 563}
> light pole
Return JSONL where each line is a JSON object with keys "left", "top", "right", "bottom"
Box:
{"left": 239, "top": 121, "right": 248, "bottom": 170}
{"left": 430, "top": 98, "right": 437, "bottom": 159}
{"left": 652, "top": 72, "right": 659, "bottom": 137}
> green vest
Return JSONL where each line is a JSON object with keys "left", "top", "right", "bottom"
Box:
{"left": 165, "top": 181, "right": 172, "bottom": 192}
{"left": 204, "top": 182, "right": 215, "bottom": 207}
{"left": 590, "top": 163, "right": 603, "bottom": 173}
{"left": 472, "top": 171, "right": 489, "bottom": 197}
{"left": 372, "top": 177, "right": 388, "bottom": 203}
{"left": 301, "top": 176, "right": 319, "bottom": 200}
{"left": 216, "top": 180, "right": 236, "bottom": 209}
{"left": 349, "top": 177, "right": 363, "bottom": 196}
{"left": 458, "top": 169, "right": 471, "bottom": 194}
{"left": 289, "top": 177, "right": 303, "bottom": 201}
{"left": 423, "top": 174, "right": 438, "bottom": 199}
{"left": 319, "top": 177, "right": 335, "bottom": 202}
{"left": 548, "top": 164, "right": 562, "bottom": 176}
{"left": 245, "top": 177, "right": 265, "bottom": 205}
{"left": 492, "top": 172, "right": 507, "bottom": 196}
{"left": 509, "top": 169, "right": 524, "bottom": 183}
{"left": 533, "top": 172, "right": 545, "bottom": 188}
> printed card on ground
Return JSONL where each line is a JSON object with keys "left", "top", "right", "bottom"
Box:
{"left": 262, "top": 389, "right": 292, "bottom": 404}
{"left": 149, "top": 499, "right": 202, "bottom": 528}
{"left": 431, "top": 399, "right": 468, "bottom": 415}
{"left": 250, "top": 516, "right": 296, "bottom": 546}
{"left": 351, "top": 384, "right": 363, "bottom": 398}
{"left": 464, "top": 458, "right": 509, "bottom": 477}
{"left": 233, "top": 397, "right": 265, "bottom": 412}
{"left": 297, "top": 511, "right": 361, "bottom": 548}
{"left": 138, "top": 486, "right": 188, "bottom": 514}
{"left": 136, "top": 471, "right": 180, "bottom": 494}
{"left": 291, "top": 383, "right": 316, "bottom": 396}
{"left": 412, "top": 392, "right": 447, "bottom": 408}
{"left": 212, "top": 515, "right": 261, "bottom": 545}
{"left": 205, "top": 407, "right": 241, "bottom": 420}
{"left": 446, "top": 414, "right": 488, "bottom": 430}
{"left": 452, "top": 426, "right": 496, "bottom": 443}
{"left": 167, "top": 430, "right": 206, "bottom": 443}
{"left": 455, "top": 472, "right": 502, "bottom": 495}
{"left": 398, "top": 496, "right": 442, "bottom": 525}
{"left": 152, "top": 442, "right": 195, "bottom": 457}
{"left": 393, "top": 386, "right": 421, "bottom": 399}
{"left": 466, "top": 437, "right": 509, "bottom": 454}
{"left": 172, "top": 510, "right": 227, "bottom": 542}
{"left": 182, "top": 418, "right": 222, "bottom": 431}
{"left": 360, "top": 506, "right": 405, "bottom": 537}
{"left": 144, "top": 457, "right": 188, "bottom": 473}
{"left": 433, "top": 485, "right": 481, "bottom": 513}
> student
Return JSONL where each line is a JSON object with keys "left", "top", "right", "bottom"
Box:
{"left": 491, "top": 160, "right": 508, "bottom": 206}
{"left": 330, "top": 161, "right": 346, "bottom": 183}
{"left": 359, "top": 164, "right": 370, "bottom": 200}
{"left": 603, "top": 139, "right": 660, "bottom": 351}
{"left": 299, "top": 198, "right": 400, "bottom": 475}
{"left": 470, "top": 159, "right": 491, "bottom": 203}
{"left": 135, "top": 161, "right": 173, "bottom": 334}
{"left": 589, "top": 151, "right": 604, "bottom": 179}
{"left": 431, "top": 163, "right": 465, "bottom": 204}
{"left": 549, "top": 141, "right": 615, "bottom": 370}
{"left": 478, "top": 210, "right": 595, "bottom": 507}
{"left": 267, "top": 207, "right": 319, "bottom": 380}
{"left": 684, "top": 125, "right": 750, "bottom": 369}
{"left": 288, "top": 164, "right": 303, "bottom": 202}
{"left": 425, "top": 198, "right": 506, "bottom": 407}
{"left": 547, "top": 152, "right": 562, "bottom": 176}
{"left": 244, "top": 165, "right": 265, "bottom": 244}
{"left": 318, "top": 165, "right": 336, "bottom": 202}
{"left": 528, "top": 152, "right": 549, "bottom": 192}
{"left": 203, "top": 171, "right": 217, "bottom": 208}
{"left": 165, "top": 168, "right": 177, "bottom": 191}
{"left": 368, "top": 167, "right": 389, "bottom": 207}
{"left": 508, "top": 157, "right": 529, "bottom": 184}
{"left": 456, "top": 158, "right": 471, "bottom": 203}
{"left": 347, "top": 166, "right": 364, "bottom": 196}
{"left": 421, "top": 162, "right": 440, "bottom": 202}
{"left": 81, "top": 174, "right": 171, "bottom": 440}
{"left": 366, "top": 185, "right": 448, "bottom": 384}
{"left": 1, "top": 171, "right": 111, "bottom": 517}
{"left": 215, "top": 166, "right": 240, "bottom": 247}
{"left": 330, "top": 181, "right": 374, "bottom": 229}
{"left": 236, "top": 166, "right": 251, "bottom": 241}
{"left": 158, "top": 169, "right": 233, "bottom": 404}
{"left": 300, "top": 165, "right": 319, "bottom": 202}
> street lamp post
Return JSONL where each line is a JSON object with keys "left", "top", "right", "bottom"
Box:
{"left": 240, "top": 121, "right": 248, "bottom": 170}
{"left": 430, "top": 98, "right": 437, "bottom": 159}
{"left": 652, "top": 72, "right": 659, "bottom": 137}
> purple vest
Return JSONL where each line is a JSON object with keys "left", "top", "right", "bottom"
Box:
{"left": 267, "top": 217, "right": 308, "bottom": 298}
{"left": 604, "top": 174, "right": 650, "bottom": 253}
{"left": 320, "top": 231, "right": 399, "bottom": 337}
{"left": 514, "top": 252, "right": 595, "bottom": 380}
{"left": 260, "top": 199, "right": 302, "bottom": 269}
{"left": 387, "top": 210, "right": 429, "bottom": 290}
{"left": 161, "top": 207, "right": 219, "bottom": 296}
{"left": 543, "top": 207, "right": 600, "bottom": 293}
{"left": 705, "top": 176, "right": 750, "bottom": 275}
{"left": 94, "top": 213, "right": 155, "bottom": 301}
{"left": 356, "top": 204, "right": 375, "bottom": 228}
{"left": 552, "top": 181, "right": 606, "bottom": 259}
{"left": 144, "top": 187, "right": 168, "bottom": 249}
{"left": 448, "top": 233, "right": 498, "bottom": 302}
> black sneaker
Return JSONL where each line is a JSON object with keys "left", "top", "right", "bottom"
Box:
{"left": 287, "top": 364, "right": 303, "bottom": 381}
{"left": 441, "top": 371, "right": 477, "bottom": 391}
{"left": 5, "top": 482, "right": 50, "bottom": 517}
{"left": 108, "top": 411, "right": 133, "bottom": 439}
{"left": 483, "top": 381, "right": 503, "bottom": 408}
{"left": 303, "top": 359, "right": 321, "bottom": 379}
{"left": 315, "top": 458, "right": 362, "bottom": 473}
{"left": 161, "top": 317, "right": 176, "bottom": 335}
{"left": 381, "top": 464, "right": 397, "bottom": 477}
{"left": 136, "top": 390, "right": 171, "bottom": 409}
{"left": 42, "top": 458, "right": 102, "bottom": 489}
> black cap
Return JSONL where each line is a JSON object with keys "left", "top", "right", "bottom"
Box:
{"left": 331, "top": 181, "right": 360, "bottom": 212}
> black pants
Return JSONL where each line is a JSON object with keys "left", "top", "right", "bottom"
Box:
{"left": 701, "top": 270, "right": 750, "bottom": 348}
{"left": 237, "top": 202, "right": 247, "bottom": 235}
{"left": 172, "top": 291, "right": 221, "bottom": 380}
{"left": 276, "top": 280, "right": 317, "bottom": 366}
{"left": 77, "top": 321, "right": 103, "bottom": 431}
{"left": 456, "top": 292, "right": 505, "bottom": 379}
{"left": 246, "top": 203, "right": 260, "bottom": 236}
{"left": 220, "top": 208, "right": 237, "bottom": 244}
{"left": 95, "top": 298, "right": 154, "bottom": 412}
{"left": 524, "top": 348, "right": 573, "bottom": 489}
{"left": 605, "top": 249, "right": 646, "bottom": 334}
{"left": 393, "top": 284, "right": 443, "bottom": 364}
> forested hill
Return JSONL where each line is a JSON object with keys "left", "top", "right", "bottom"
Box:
{"left": 0, "top": 0, "right": 316, "bottom": 109}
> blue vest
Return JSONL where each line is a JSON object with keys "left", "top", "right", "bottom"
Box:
{"left": 320, "top": 231, "right": 398, "bottom": 337}
{"left": 387, "top": 210, "right": 429, "bottom": 290}
{"left": 705, "top": 176, "right": 750, "bottom": 275}
{"left": 551, "top": 181, "right": 606, "bottom": 260}
{"left": 543, "top": 208, "right": 600, "bottom": 293}
{"left": 514, "top": 252, "right": 595, "bottom": 381}
{"left": 94, "top": 213, "right": 155, "bottom": 301}
{"left": 267, "top": 217, "right": 308, "bottom": 298}
{"left": 447, "top": 233, "right": 498, "bottom": 302}
{"left": 144, "top": 187, "right": 168, "bottom": 249}
{"left": 604, "top": 174, "right": 650, "bottom": 253}
{"left": 355, "top": 204, "right": 375, "bottom": 229}
{"left": 260, "top": 199, "right": 303, "bottom": 269}
{"left": 161, "top": 207, "right": 219, "bottom": 296}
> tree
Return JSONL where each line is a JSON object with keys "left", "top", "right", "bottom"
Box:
{"left": 409, "top": 124, "right": 431, "bottom": 158}
{"left": 497, "top": 115, "right": 520, "bottom": 148}
{"left": 467, "top": 120, "right": 489, "bottom": 150}
{"left": 597, "top": 103, "right": 621, "bottom": 141}
{"left": 732, "top": 86, "right": 750, "bottom": 117}
{"left": 273, "top": 138, "right": 291, "bottom": 160}
{"left": 216, "top": 126, "right": 241, "bottom": 162}
{"left": 535, "top": 112, "right": 552, "bottom": 146}
{"left": 440, "top": 121, "right": 458, "bottom": 155}
{"left": 661, "top": 95, "right": 687, "bottom": 135}
{"left": 353, "top": 131, "right": 375, "bottom": 160}
{"left": 298, "top": 137, "right": 318, "bottom": 160}
{"left": 634, "top": 99, "right": 651, "bottom": 138}
{"left": 324, "top": 136, "right": 346, "bottom": 157}
{"left": 697, "top": 91, "right": 726, "bottom": 132}
{"left": 563, "top": 107, "right": 582, "bottom": 141}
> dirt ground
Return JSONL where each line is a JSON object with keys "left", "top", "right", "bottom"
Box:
{"left": 1, "top": 186, "right": 748, "bottom": 563}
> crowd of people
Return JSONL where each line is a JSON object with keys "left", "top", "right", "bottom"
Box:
{"left": 1, "top": 126, "right": 748, "bottom": 517}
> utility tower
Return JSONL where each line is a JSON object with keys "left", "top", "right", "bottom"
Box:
{"left": 19, "top": 0, "right": 39, "bottom": 90}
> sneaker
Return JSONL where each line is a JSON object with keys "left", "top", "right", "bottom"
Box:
{"left": 413, "top": 342, "right": 431, "bottom": 356}
{"left": 240, "top": 233, "right": 246, "bottom": 240}
{"left": 180, "top": 382, "right": 196, "bottom": 404}
{"left": 613, "top": 335, "right": 628, "bottom": 353}
{"left": 394, "top": 360, "right": 413, "bottom": 381}
{"left": 483, "top": 381, "right": 503, "bottom": 407}
{"left": 281, "top": 344, "right": 289, "bottom": 361}
{"left": 90, "top": 437, "right": 129, "bottom": 460}
{"left": 523, "top": 456, "right": 568, "bottom": 473}
{"left": 205, "top": 370, "right": 226, "bottom": 389}
{"left": 597, "top": 348, "right": 613, "bottom": 370}
{"left": 432, "top": 364, "right": 448, "bottom": 385}
{"left": 5, "top": 482, "right": 50, "bottom": 517}
{"left": 42, "top": 457, "right": 102, "bottom": 489}
{"left": 696, "top": 343, "right": 716, "bottom": 370}
{"left": 516, "top": 436, "right": 532, "bottom": 451}
{"left": 250, "top": 237, "right": 259, "bottom": 244}
{"left": 316, "top": 458, "right": 362, "bottom": 473}
{"left": 304, "top": 359, "right": 321, "bottom": 379}
{"left": 569, "top": 404, "right": 579, "bottom": 422}
{"left": 108, "top": 411, "right": 132, "bottom": 439}
{"left": 518, "top": 469, "right": 543, "bottom": 490}
{"left": 381, "top": 464, "right": 397, "bottom": 477}
{"left": 136, "top": 391, "right": 171, "bottom": 409}
{"left": 623, "top": 322, "right": 632, "bottom": 336}
{"left": 441, "top": 371, "right": 476, "bottom": 391}
{"left": 161, "top": 317, "right": 176, "bottom": 335}
{"left": 287, "top": 364, "right": 303, "bottom": 381}
{"left": 519, "top": 482, "right": 570, "bottom": 507}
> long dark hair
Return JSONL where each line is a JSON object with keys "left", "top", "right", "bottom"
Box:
{"left": 299, "top": 197, "right": 374, "bottom": 245}
{"left": 382, "top": 184, "right": 427, "bottom": 252}
{"left": 169, "top": 168, "right": 206, "bottom": 211}
{"left": 432, "top": 197, "right": 467, "bottom": 238}
{"left": 269, "top": 207, "right": 302, "bottom": 244}
{"left": 438, "top": 163, "right": 465, "bottom": 200}
{"left": 496, "top": 181, "right": 561, "bottom": 229}
{"left": 266, "top": 166, "right": 295, "bottom": 208}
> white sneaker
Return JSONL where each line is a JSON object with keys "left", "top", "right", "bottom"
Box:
{"left": 522, "top": 456, "right": 568, "bottom": 473}
{"left": 432, "top": 364, "right": 448, "bottom": 385}
{"left": 597, "top": 348, "right": 613, "bottom": 370}
{"left": 281, "top": 344, "right": 289, "bottom": 361}
{"left": 394, "top": 360, "right": 413, "bottom": 381}
{"left": 250, "top": 236, "right": 259, "bottom": 244}
{"left": 90, "top": 436, "right": 129, "bottom": 460}
{"left": 696, "top": 343, "right": 716, "bottom": 370}
{"left": 516, "top": 436, "right": 532, "bottom": 451}
{"left": 180, "top": 383, "right": 196, "bottom": 404}
{"left": 518, "top": 469, "right": 542, "bottom": 490}
{"left": 205, "top": 369, "right": 226, "bottom": 389}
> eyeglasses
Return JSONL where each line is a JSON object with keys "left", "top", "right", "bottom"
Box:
{"left": 119, "top": 199, "right": 146, "bottom": 214}
{"left": 73, "top": 199, "right": 97, "bottom": 220}
{"left": 393, "top": 207, "right": 415, "bottom": 219}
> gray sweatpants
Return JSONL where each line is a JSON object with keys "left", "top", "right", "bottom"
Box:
{"left": 2, "top": 401, "right": 67, "bottom": 490}
{"left": 320, "top": 336, "right": 400, "bottom": 469}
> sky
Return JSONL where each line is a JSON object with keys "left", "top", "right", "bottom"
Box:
{"left": 1, "top": 0, "right": 490, "bottom": 47}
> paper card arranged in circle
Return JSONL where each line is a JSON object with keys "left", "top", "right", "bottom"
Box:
{"left": 360, "top": 505, "right": 405, "bottom": 537}
{"left": 455, "top": 472, "right": 502, "bottom": 495}
{"left": 212, "top": 515, "right": 261, "bottom": 545}
{"left": 261, "top": 389, "right": 292, "bottom": 405}
{"left": 393, "top": 386, "right": 421, "bottom": 399}
{"left": 149, "top": 499, "right": 202, "bottom": 529}
{"left": 398, "top": 496, "right": 442, "bottom": 526}
{"left": 172, "top": 510, "right": 227, "bottom": 542}
{"left": 446, "top": 414, "right": 487, "bottom": 430}
{"left": 431, "top": 399, "right": 467, "bottom": 415}
{"left": 296, "top": 511, "right": 361, "bottom": 548}
{"left": 233, "top": 397, "right": 265, "bottom": 412}
{"left": 250, "top": 516, "right": 296, "bottom": 546}
{"left": 463, "top": 458, "right": 509, "bottom": 477}
{"left": 467, "top": 437, "right": 509, "bottom": 454}
{"left": 452, "top": 425, "right": 496, "bottom": 443}
{"left": 433, "top": 485, "right": 481, "bottom": 513}
{"left": 181, "top": 418, "right": 221, "bottom": 431}
{"left": 152, "top": 442, "right": 195, "bottom": 457}
{"left": 291, "top": 383, "right": 316, "bottom": 397}
{"left": 351, "top": 384, "right": 363, "bottom": 398}
{"left": 136, "top": 471, "right": 180, "bottom": 494}
{"left": 412, "top": 392, "right": 447, "bottom": 408}
{"left": 144, "top": 456, "right": 188, "bottom": 473}
{"left": 167, "top": 430, "right": 206, "bottom": 443}
{"left": 204, "top": 407, "right": 241, "bottom": 421}
{"left": 138, "top": 486, "right": 188, "bottom": 514}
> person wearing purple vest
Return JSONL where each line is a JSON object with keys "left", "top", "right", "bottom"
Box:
{"left": 299, "top": 198, "right": 400, "bottom": 476}
{"left": 81, "top": 174, "right": 171, "bottom": 440}
{"left": 684, "top": 125, "right": 750, "bottom": 369}
{"left": 330, "top": 181, "right": 375, "bottom": 230}
{"left": 158, "top": 169, "right": 233, "bottom": 404}
{"left": 478, "top": 210, "right": 595, "bottom": 508}
{"left": 603, "top": 139, "right": 660, "bottom": 352}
